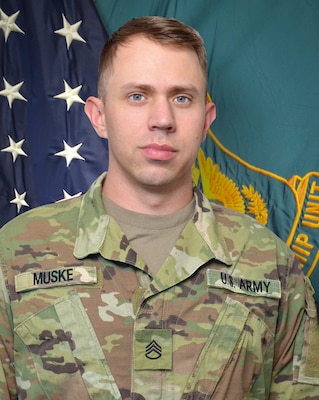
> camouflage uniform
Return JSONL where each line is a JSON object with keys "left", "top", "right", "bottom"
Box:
{"left": 0, "top": 172, "right": 318, "bottom": 400}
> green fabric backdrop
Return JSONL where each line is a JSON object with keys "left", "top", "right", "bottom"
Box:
{"left": 95, "top": 0, "right": 319, "bottom": 302}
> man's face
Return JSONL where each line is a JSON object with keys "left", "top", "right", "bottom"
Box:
{"left": 97, "top": 35, "right": 215, "bottom": 192}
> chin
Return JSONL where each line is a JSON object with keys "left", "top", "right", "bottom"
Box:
{"left": 137, "top": 174, "right": 173, "bottom": 189}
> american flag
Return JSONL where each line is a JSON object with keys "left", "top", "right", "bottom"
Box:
{"left": 0, "top": 0, "right": 109, "bottom": 227}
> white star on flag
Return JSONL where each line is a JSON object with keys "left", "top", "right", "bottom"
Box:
{"left": 54, "top": 80, "right": 85, "bottom": 111}
{"left": 0, "top": 9, "right": 24, "bottom": 42}
{"left": 54, "top": 14, "right": 86, "bottom": 49}
{"left": 0, "top": 78, "right": 27, "bottom": 108}
{"left": 10, "top": 189, "right": 29, "bottom": 213}
{"left": 1, "top": 135, "right": 28, "bottom": 162}
{"left": 62, "top": 189, "right": 82, "bottom": 199}
{"left": 54, "top": 140, "right": 85, "bottom": 167}
{"left": 0, "top": 0, "right": 109, "bottom": 228}
{"left": 56, "top": 190, "right": 83, "bottom": 202}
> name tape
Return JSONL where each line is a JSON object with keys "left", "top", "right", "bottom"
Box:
{"left": 207, "top": 270, "right": 281, "bottom": 299}
{"left": 15, "top": 266, "right": 98, "bottom": 293}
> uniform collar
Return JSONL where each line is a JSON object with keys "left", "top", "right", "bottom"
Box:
{"left": 192, "top": 186, "right": 232, "bottom": 266}
{"left": 74, "top": 173, "right": 232, "bottom": 267}
{"left": 74, "top": 172, "right": 109, "bottom": 259}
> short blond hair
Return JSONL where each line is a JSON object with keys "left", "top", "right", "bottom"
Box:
{"left": 98, "top": 16, "right": 207, "bottom": 99}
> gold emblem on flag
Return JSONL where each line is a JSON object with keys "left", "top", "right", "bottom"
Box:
{"left": 193, "top": 147, "right": 268, "bottom": 225}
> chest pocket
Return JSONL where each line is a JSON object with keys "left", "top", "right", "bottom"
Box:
{"left": 14, "top": 292, "right": 121, "bottom": 400}
{"left": 183, "top": 296, "right": 274, "bottom": 400}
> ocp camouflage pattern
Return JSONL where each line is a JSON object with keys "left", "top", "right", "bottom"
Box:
{"left": 0, "top": 173, "right": 318, "bottom": 399}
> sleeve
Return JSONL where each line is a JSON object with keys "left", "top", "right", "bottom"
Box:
{"left": 270, "top": 254, "right": 319, "bottom": 399}
{"left": 0, "top": 260, "right": 18, "bottom": 399}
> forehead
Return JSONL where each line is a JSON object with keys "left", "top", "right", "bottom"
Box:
{"left": 115, "top": 34, "right": 197, "bottom": 63}
{"left": 108, "top": 36, "right": 206, "bottom": 88}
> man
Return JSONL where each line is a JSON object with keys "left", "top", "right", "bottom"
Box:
{"left": 0, "top": 16, "right": 318, "bottom": 400}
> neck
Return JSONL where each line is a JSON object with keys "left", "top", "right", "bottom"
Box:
{"left": 102, "top": 173, "right": 194, "bottom": 215}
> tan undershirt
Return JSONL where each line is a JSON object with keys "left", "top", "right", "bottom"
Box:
{"left": 103, "top": 196, "right": 195, "bottom": 276}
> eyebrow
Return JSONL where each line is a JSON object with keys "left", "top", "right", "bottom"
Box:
{"left": 120, "top": 82, "right": 201, "bottom": 96}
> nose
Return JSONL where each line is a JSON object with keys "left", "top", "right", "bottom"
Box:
{"left": 148, "top": 97, "right": 176, "bottom": 133}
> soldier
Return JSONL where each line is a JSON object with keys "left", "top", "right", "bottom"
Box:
{"left": 0, "top": 16, "right": 319, "bottom": 399}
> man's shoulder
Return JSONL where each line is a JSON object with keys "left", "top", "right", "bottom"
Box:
{"left": 211, "top": 200, "right": 278, "bottom": 234}
{"left": 195, "top": 189, "right": 290, "bottom": 260}
{"left": 0, "top": 196, "right": 82, "bottom": 245}
{"left": 209, "top": 200, "right": 290, "bottom": 255}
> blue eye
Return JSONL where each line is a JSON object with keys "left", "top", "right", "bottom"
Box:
{"left": 175, "top": 96, "right": 190, "bottom": 103}
{"left": 129, "top": 94, "right": 145, "bottom": 101}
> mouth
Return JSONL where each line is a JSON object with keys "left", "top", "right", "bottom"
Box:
{"left": 141, "top": 143, "right": 177, "bottom": 161}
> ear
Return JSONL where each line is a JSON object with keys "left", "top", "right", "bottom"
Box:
{"left": 84, "top": 96, "right": 108, "bottom": 139}
{"left": 201, "top": 101, "right": 216, "bottom": 141}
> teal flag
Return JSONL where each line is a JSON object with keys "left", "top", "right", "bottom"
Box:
{"left": 96, "top": 0, "right": 319, "bottom": 302}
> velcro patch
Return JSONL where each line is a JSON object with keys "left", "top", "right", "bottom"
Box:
{"left": 304, "top": 317, "right": 319, "bottom": 380}
{"left": 299, "top": 277, "right": 319, "bottom": 384}
{"left": 207, "top": 269, "right": 281, "bottom": 299}
{"left": 15, "top": 266, "right": 97, "bottom": 292}
{"left": 134, "top": 329, "right": 172, "bottom": 371}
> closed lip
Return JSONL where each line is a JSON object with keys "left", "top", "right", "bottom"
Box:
{"left": 141, "top": 143, "right": 176, "bottom": 151}
{"left": 140, "top": 143, "right": 177, "bottom": 160}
